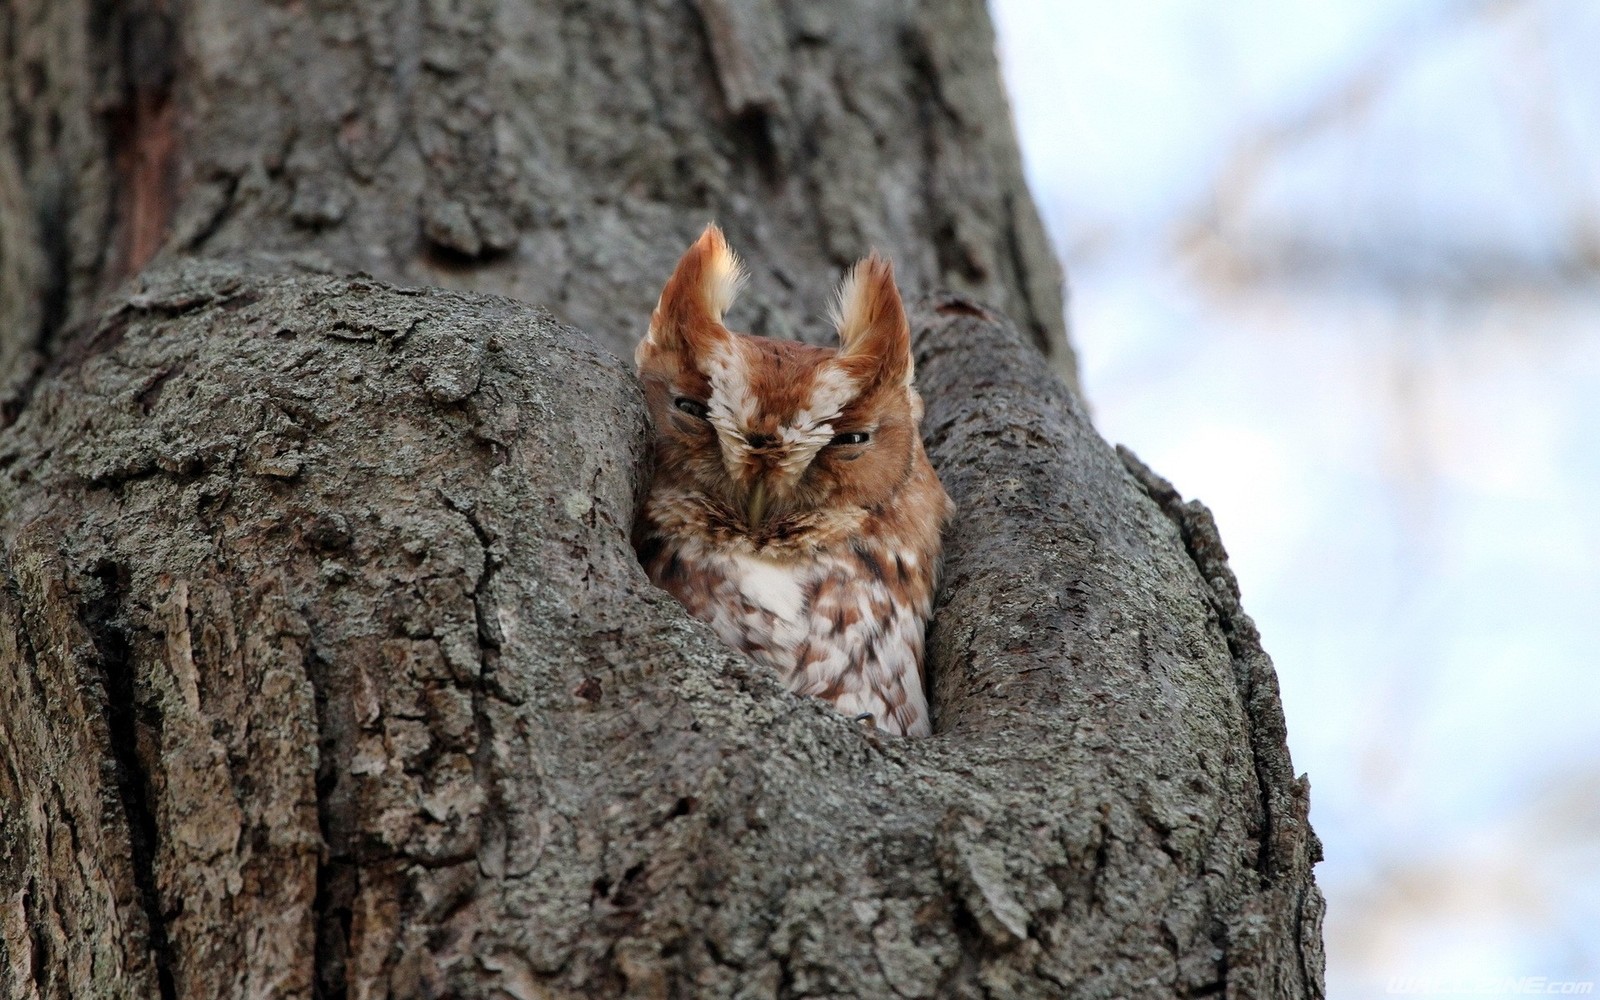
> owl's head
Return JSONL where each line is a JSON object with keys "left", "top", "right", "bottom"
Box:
{"left": 636, "top": 225, "right": 926, "bottom": 536}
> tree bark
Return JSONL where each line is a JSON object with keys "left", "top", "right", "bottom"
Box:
{"left": 0, "top": 2, "right": 1322, "bottom": 998}
{"left": 1, "top": 0, "right": 1071, "bottom": 387}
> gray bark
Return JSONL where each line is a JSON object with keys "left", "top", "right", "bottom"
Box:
{"left": 1, "top": 0, "right": 1070, "bottom": 386}
{"left": 0, "top": 1, "right": 1322, "bottom": 998}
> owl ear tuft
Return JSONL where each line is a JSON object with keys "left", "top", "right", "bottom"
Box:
{"left": 644, "top": 224, "right": 745, "bottom": 358}
{"left": 830, "top": 253, "right": 911, "bottom": 387}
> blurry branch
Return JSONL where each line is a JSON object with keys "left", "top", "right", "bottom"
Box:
{"left": 1173, "top": 0, "right": 1600, "bottom": 297}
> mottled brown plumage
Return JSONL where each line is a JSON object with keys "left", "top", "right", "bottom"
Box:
{"left": 634, "top": 225, "right": 951, "bottom": 735}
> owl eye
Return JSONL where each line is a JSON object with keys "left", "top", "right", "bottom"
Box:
{"left": 674, "top": 397, "right": 710, "bottom": 419}
{"left": 829, "top": 431, "right": 871, "bottom": 447}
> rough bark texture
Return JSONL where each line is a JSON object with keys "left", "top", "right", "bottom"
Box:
{"left": 0, "top": 264, "right": 1322, "bottom": 998}
{"left": 1, "top": 1, "right": 1323, "bottom": 998}
{"left": 1, "top": 0, "right": 1070, "bottom": 386}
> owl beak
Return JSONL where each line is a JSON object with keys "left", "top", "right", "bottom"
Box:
{"left": 745, "top": 480, "right": 770, "bottom": 528}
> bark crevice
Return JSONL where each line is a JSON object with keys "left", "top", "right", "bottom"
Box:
{"left": 309, "top": 635, "right": 355, "bottom": 1000}
{"left": 82, "top": 557, "right": 178, "bottom": 1000}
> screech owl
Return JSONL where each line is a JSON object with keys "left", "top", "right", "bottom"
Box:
{"left": 633, "top": 225, "right": 952, "bottom": 737}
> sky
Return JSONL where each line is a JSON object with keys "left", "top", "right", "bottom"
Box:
{"left": 990, "top": 1, "right": 1600, "bottom": 994}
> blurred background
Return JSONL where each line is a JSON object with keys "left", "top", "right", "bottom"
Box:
{"left": 990, "top": 0, "right": 1600, "bottom": 994}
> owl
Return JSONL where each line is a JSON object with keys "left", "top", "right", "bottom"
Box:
{"left": 633, "top": 225, "right": 952, "bottom": 737}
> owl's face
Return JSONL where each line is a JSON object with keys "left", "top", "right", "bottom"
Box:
{"left": 637, "top": 226, "right": 923, "bottom": 538}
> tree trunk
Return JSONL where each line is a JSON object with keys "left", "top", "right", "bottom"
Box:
{"left": 0, "top": 2, "right": 1323, "bottom": 998}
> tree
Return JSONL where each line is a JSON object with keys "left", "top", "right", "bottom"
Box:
{"left": 0, "top": 1, "right": 1324, "bottom": 997}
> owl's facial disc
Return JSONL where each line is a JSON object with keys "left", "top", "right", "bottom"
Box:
{"left": 699, "top": 341, "right": 864, "bottom": 528}
{"left": 639, "top": 228, "right": 924, "bottom": 551}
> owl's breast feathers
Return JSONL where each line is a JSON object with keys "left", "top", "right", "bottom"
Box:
{"left": 637, "top": 481, "right": 944, "bottom": 737}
